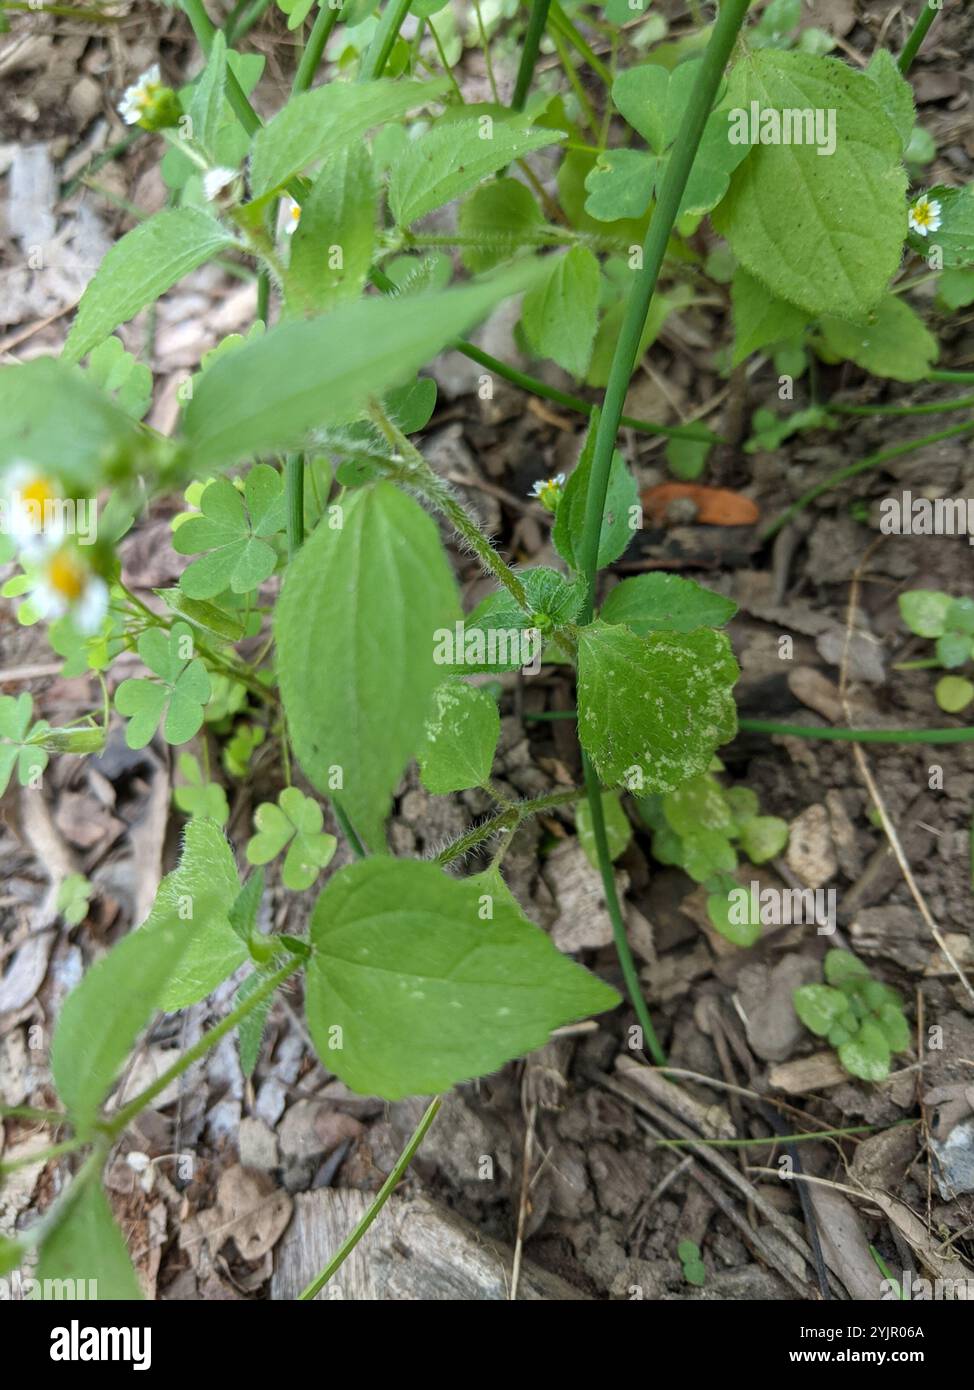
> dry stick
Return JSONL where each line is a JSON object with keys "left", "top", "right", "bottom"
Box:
{"left": 839, "top": 544, "right": 974, "bottom": 1007}
{"left": 510, "top": 1100, "right": 538, "bottom": 1301}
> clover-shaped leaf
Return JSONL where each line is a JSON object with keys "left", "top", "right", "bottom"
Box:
{"left": 56, "top": 873, "right": 93, "bottom": 927}
{"left": 172, "top": 466, "right": 285, "bottom": 599}
{"left": 0, "top": 693, "right": 50, "bottom": 793}
{"left": 114, "top": 622, "right": 211, "bottom": 749}
{"left": 173, "top": 752, "right": 229, "bottom": 826}
{"left": 246, "top": 787, "right": 337, "bottom": 891}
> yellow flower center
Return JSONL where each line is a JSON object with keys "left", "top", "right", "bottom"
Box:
{"left": 21, "top": 476, "right": 57, "bottom": 512}
{"left": 912, "top": 201, "right": 934, "bottom": 228}
{"left": 46, "top": 550, "right": 86, "bottom": 601}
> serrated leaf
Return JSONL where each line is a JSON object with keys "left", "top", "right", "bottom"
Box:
{"left": 389, "top": 115, "right": 562, "bottom": 227}
{"left": 249, "top": 77, "right": 448, "bottom": 197}
{"left": 183, "top": 262, "right": 543, "bottom": 467}
{"left": 819, "top": 294, "right": 937, "bottom": 382}
{"left": 287, "top": 144, "right": 376, "bottom": 316}
{"left": 458, "top": 177, "right": 546, "bottom": 272}
{"left": 553, "top": 413, "right": 638, "bottom": 571}
{"left": 419, "top": 679, "right": 499, "bottom": 794}
{"left": 865, "top": 47, "right": 915, "bottom": 152}
{"left": 277, "top": 483, "right": 460, "bottom": 852}
{"left": 713, "top": 51, "right": 907, "bottom": 320}
{"left": 63, "top": 210, "right": 237, "bottom": 363}
{"left": 731, "top": 267, "right": 809, "bottom": 366}
{"left": 37, "top": 1181, "right": 142, "bottom": 1300}
{"left": 576, "top": 621, "right": 739, "bottom": 793}
{"left": 793, "top": 983, "right": 849, "bottom": 1036}
{"left": 521, "top": 245, "right": 600, "bottom": 379}
{"left": 189, "top": 29, "right": 227, "bottom": 157}
{"left": 599, "top": 572, "right": 738, "bottom": 635}
{"left": 305, "top": 858, "right": 620, "bottom": 1098}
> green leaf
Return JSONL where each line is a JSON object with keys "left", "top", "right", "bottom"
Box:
{"left": 85, "top": 336, "right": 153, "bottom": 420}
{"left": 793, "top": 983, "right": 849, "bottom": 1036}
{"left": 583, "top": 148, "right": 656, "bottom": 222}
{"left": 49, "top": 866, "right": 217, "bottom": 1134}
{"left": 183, "top": 261, "right": 543, "bottom": 467}
{"left": 441, "top": 568, "right": 583, "bottom": 674}
{"left": 389, "top": 115, "right": 562, "bottom": 227}
{"left": 839, "top": 1019, "right": 891, "bottom": 1081}
{"left": 936, "top": 675, "right": 974, "bottom": 713}
{"left": 865, "top": 47, "right": 915, "bottom": 152}
{"left": 521, "top": 245, "right": 600, "bottom": 378}
{"left": 63, "top": 209, "right": 237, "bottom": 363}
{"left": 458, "top": 177, "right": 546, "bottom": 273}
{"left": 707, "top": 878, "right": 761, "bottom": 948}
{"left": 236, "top": 971, "right": 274, "bottom": 1077}
{"left": 553, "top": 412, "right": 638, "bottom": 571}
{"left": 189, "top": 29, "right": 227, "bottom": 157}
{"left": 249, "top": 77, "right": 448, "bottom": 197}
{"left": 665, "top": 435, "right": 712, "bottom": 481}
{"left": 56, "top": 873, "right": 93, "bottom": 927}
{"left": 906, "top": 184, "right": 974, "bottom": 268}
{"left": 576, "top": 790, "right": 633, "bottom": 868}
{"left": 152, "top": 818, "right": 247, "bottom": 1011}
{"left": 114, "top": 622, "right": 211, "bottom": 748}
{"left": 246, "top": 788, "right": 337, "bottom": 891}
{"left": 681, "top": 828, "right": 737, "bottom": 883}
{"left": 419, "top": 679, "right": 500, "bottom": 794}
{"left": 819, "top": 295, "right": 937, "bottom": 382}
{"left": 599, "top": 572, "right": 738, "bottom": 635}
{"left": 173, "top": 752, "right": 230, "bottom": 825}
{"left": 664, "top": 774, "right": 733, "bottom": 835}
{"left": 37, "top": 1181, "right": 142, "bottom": 1300}
{"left": 875, "top": 1001, "right": 910, "bottom": 1053}
{"left": 0, "top": 692, "right": 49, "bottom": 794}
{"left": 713, "top": 51, "right": 907, "bottom": 320}
{"left": 173, "top": 468, "right": 284, "bottom": 598}
{"left": 938, "top": 267, "right": 974, "bottom": 309}
{"left": 576, "top": 621, "right": 739, "bottom": 793}
{"left": 277, "top": 483, "right": 460, "bottom": 852}
{"left": 898, "top": 588, "right": 952, "bottom": 638}
{"left": 731, "top": 267, "right": 809, "bottom": 366}
{"left": 305, "top": 858, "right": 620, "bottom": 1098}
{"left": 936, "top": 631, "right": 970, "bottom": 669}
{"left": 286, "top": 144, "right": 376, "bottom": 316}
{"left": 824, "top": 948, "right": 871, "bottom": 989}
{"left": 739, "top": 815, "right": 789, "bottom": 864}
{"left": 0, "top": 358, "right": 138, "bottom": 482}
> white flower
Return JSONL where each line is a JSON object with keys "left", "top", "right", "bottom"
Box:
{"left": 908, "top": 195, "right": 942, "bottom": 237}
{"left": 117, "top": 64, "right": 162, "bottom": 125}
{"left": 529, "top": 473, "right": 566, "bottom": 511}
{"left": 0, "top": 461, "right": 66, "bottom": 554}
{"left": 31, "top": 545, "right": 108, "bottom": 634}
{"left": 203, "top": 166, "right": 239, "bottom": 203}
{"left": 282, "top": 197, "right": 302, "bottom": 236}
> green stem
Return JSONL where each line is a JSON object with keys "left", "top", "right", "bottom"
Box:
{"left": 898, "top": 1, "right": 942, "bottom": 74}
{"left": 105, "top": 958, "right": 300, "bottom": 1139}
{"left": 829, "top": 396, "right": 974, "bottom": 418}
{"left": 548, "top": 1, "right": 612, "bottom": 89}
{"left": 298, "top": 1095, "right": 441, "bottom": 1299}
{"left": 0, "top": 1103, "right": 68, "bottom": 1124}
{"left": 436, "top": 787, "right": 582, "bottom": 865}
{"left": 224, "top": 0, "right": 273, "bottom": 44}
{"left": 332, "top": 798, "right": 368, "bottom": 858}
{"left": 656, "top": 1121, "right": 896, "bottom": 1149}
{"left": 929, "top": 370, "right": 974, "bottom": 383}
{"left": 739, "top": 718, "right": 974, "bottom": 745}
{"left": 181, "top": 0, "right": 261, "bottom": 136}
{"left": 285, "top": 454, "right": 305, "bottom": 558}
{"left": 0, "top": 1138, "right": 84, "bottom": 1175}
{"left": 583, "top": 752, "right": 666, "bottom": 1066}
{"left": 360, "top": 0, "right": 413, "bottom": 81}
{"left": 293, "top": 1, "right": 344, "bottom": 94}
{"left": 760, "top": 420, "right": 974, "bottom": 541}
{"left": 512, "top": 0, "right": 552, "bottom": 111}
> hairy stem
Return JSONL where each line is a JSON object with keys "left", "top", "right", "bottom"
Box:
{"left": 298, "top": 1096, "right": 441, "bottom": 1300}
{"left": 436, "top": 787, "right": 582, "bottom": 865}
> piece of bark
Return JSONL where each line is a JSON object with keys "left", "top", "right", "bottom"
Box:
{"left": 271, "top": 1189, "right": 589, "bottom": 1301}
{"left": 767, "top": 1052, "right": 847, "bottom": 1094}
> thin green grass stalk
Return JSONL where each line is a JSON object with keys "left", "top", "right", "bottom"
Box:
{"left": 512, "top": 0, "right": 553, "bottom": 110}
{"left": 285, "top": 454, "right": 305, "bottom": 557}
{"left": 224, "top": 0, "right": 273, "bottom": 44}
{"left": 760, "top": 419, "right": 974, "bottom": 540}
{"left": 572, "top": 0, "right": 754, "bottom": 1068}
{"left": 293, "top": 1, "right": 344, "bottom": 94}
{"left": 656, "top": 1121, "right": 893, "bottom": 1148}
{"left": 929, "top": 369, "right": 974, "bottom": 384}
{"left": 739, "top": 719, "right": 974, "bottom": 745}
{"left": 547, "top": 1, "right": 612, "bottom": 88}
{"left": 298, "top": 1095, "right": 441, "bottom": 1299}
{"left": 181, "top": 0, "right": 261, "bottom": 136}
{"left": 869, "top": 1245, "right": 906, "bottom": 1299}
{"left": 830, "top": 396, "right": 974, "bottom": 418}
{"left": 898, "top": 1, "right": 942, "bottom": 75}
{"left": 360, "top": 0, "right": 413, "bottom": 81}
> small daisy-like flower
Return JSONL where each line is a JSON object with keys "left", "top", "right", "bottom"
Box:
{"left": 117, "top": 64, "right": 181, "bottom": 130}
{"left": 203, "top": 166, "right": 239, "bottom": 204}
{"left": 908, "top": 194, "right": 942, "bottom": 237}
{"left": 282, "top": 197, "right": 302, "bottom": 236}
{"left": 1, "top": 461, "right": 66, "bottom": 554}
{"left": 529, "top": 473, "right": 566, "bottom": 513}
{"left": 31, "top": 544, "right": 108, "bottom": 634}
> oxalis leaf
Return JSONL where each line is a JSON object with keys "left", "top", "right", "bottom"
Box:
{"left": 246, "top": 787, "right": 337, "bottom": 892}
{"left": 172, "top": 467, "right": 285, "bottom": 599}
{"left": 183, "top": 261, "right": 543, "bottom": 467}
{"left": 712, "top": 50, "right": 907, "bottom": 320}
{"left": 114, "top": 621, "right": 211, "bottom": 749}
{"left": 63, "top": 209, "right": 238, "bottom": 363}
{"left": 576, "top": 621, "right": 739, "bottom": 793}
{"left": 49, "top": 825, "right": 237, "bottom": 1135}
{"left": 276, "top": 483, "right": 460, "bottom": 853}
{"left": 304, "top": 858, "right": 620, "bottom": 1099}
